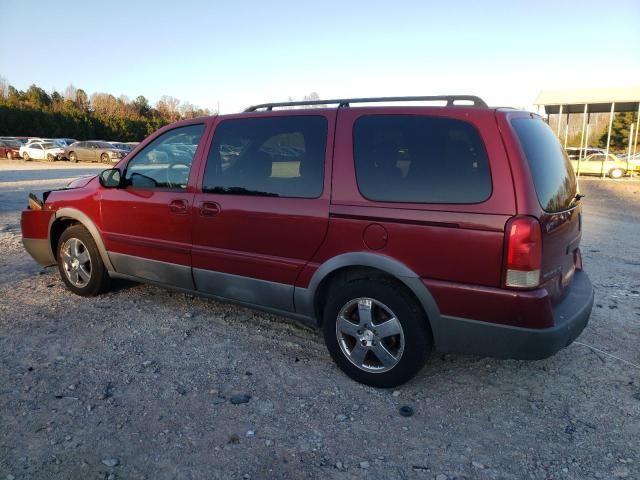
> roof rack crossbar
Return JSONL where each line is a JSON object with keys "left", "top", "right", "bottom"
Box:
{"left": 244, "top": 95, "right": 488, "bottom": 112}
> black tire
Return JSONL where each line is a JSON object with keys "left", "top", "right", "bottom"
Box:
{"left": 69, "top": 151, "right": 77, "bottom": 163}
{"left": 22, "top": 151, "right": 30, "bottom": 161}
{"left": 101, "top": 153, "right": 110, "bottom": 163}
{"left": 322, "top": 277, "right": 431, "bottom": 388}
{"left": 57, "top": 224, "right": 110, "bottom": 297}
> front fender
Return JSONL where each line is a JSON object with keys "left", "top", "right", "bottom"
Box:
{"left": 52, "top": 207, "right": 114, "bottom": 272}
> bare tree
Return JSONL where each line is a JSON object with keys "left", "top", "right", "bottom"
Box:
{"left": 157, "top": 95, "right": 181, "bottom": 121}
{"left": 64, "top": 84, "right": 77, "bottom": 101}
{"left": 0, "top": 76, "right": 8, "bottom": 99}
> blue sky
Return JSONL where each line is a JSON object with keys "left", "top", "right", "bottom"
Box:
{"left": 1, "top": 0, "right": 639, "bottom": 113}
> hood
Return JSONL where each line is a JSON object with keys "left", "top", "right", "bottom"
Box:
{"left": 66, "top": 175, "right": 96, "bottom": 189}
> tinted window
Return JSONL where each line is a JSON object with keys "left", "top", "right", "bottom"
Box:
{"left": 124, "top": 124, "right": 204, "bottom": 190}
{"left": 353, "top": 115, "right": 491, "bottom": 204}
{"left": 512, "top": 118, "right": 577, "bottom": 212}
{"left": 203, "top": 116, "right": 327, "bottom": 198}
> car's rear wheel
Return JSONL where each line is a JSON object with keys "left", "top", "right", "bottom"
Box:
{"left": 22, "top": 152, "right": 30, "bottom": 161}
{"left": 68, "top": 152, "right": 77, "bottom": 163}
{"left": 57, "top": 225, "right": 110, "bottom": 296}
{"left": 609, "top": 168, "right": 624, "bottom": 179}
{"left": 101, "top": 153, "right": 110, "bottom": 163}
{"left": 6, "top": 151, "right": 13, "bottom": 160}
{"left": 322, "top": 277, "right": 431, "bottom": 388}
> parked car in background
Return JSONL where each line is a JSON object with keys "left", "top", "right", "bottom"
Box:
{"left": 1, "top": 137, "right": 29, "bottom": 145}
{"left": 54, "top": 138, "right": 79, "bottom": 147}
{"left": 0, "top": 140, "right": 22, "bottom": 159}
{"left": 570, "top": 153, "right": 629, "bottom": 178}
{"left": 25, "top": 138, "right": 49, "bottom": 145}
{"left": 64, "top": 141, "right": 128, "bottom": 163}
{"left": 565, "top": 147, "right": 606, "bottom": 161}
{"left": 19, "top": 142, "right": 65, "bottom": 161}
{"left": 108, "top": 142, "right": 134, "bottom": 153}
{"left": 21, "top": 95, "right": 594, "bottom": 387}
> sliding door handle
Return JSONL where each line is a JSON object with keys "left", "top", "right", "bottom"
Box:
{"left": 200, "top": 202, "right": 221, "bottom": 217}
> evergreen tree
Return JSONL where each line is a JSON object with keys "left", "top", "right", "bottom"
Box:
{"left": 598, "top": 113, "right": 637, "bottom": 152}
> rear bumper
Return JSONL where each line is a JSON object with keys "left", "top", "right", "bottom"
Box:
{"left": 434, "top": 271, "right": 593, "bottom": 359}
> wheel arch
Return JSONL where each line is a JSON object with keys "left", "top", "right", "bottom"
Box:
{"left": 50, "top": 207, "right": 114, "bottom": 272}
{"left": 297, "top": 252, "right": 441, "bottom": 332}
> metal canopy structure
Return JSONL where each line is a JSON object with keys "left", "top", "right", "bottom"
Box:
{"left": 534, "top": 86, "right": 640, "bottom": 177}
{"left": 535, "top": 86, "right": 640, "bottom": 114}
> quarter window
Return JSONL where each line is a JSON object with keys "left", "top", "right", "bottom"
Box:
{"left": 124, "top": 124, "right": 204, "bottom": 189}
{"left": 353, "top": 115, "right": 492, "bottom": 204}
{"left": 203, "top": 116, "right": 327, "bottom": 198}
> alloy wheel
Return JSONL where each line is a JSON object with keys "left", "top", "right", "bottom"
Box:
{"left": 335, "top": 297, "right": 405, "bottom": 373}
{"left": 61, "top": 237, "right": 92, "bottom": 288}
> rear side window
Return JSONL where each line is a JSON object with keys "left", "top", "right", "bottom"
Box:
{"left": 353, "top": 115, "right": 492, "bottom": 204}
{"left": 203, "top": 116, "right": 327, "bottom": 198}
{"left": 512, "top": 118, "right": 577, "bottom": 212}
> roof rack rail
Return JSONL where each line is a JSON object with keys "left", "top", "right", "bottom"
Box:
{"left": 244, "top": 95, "right": 488, "bottom": 112}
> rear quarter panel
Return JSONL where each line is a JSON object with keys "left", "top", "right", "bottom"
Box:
{"left": 298, "top": 107, "right": 516, "bottom": 289}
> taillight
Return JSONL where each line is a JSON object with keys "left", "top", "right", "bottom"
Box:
{"left": 504, "top": 216, "right": 541, "bottom": 289}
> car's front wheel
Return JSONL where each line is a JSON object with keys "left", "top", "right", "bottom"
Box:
{"left": 47, "top": 153, "right": 55, "bottom": 162}
{"left": 322, "top": 277, "right": 431, "bottom": 388}
{"left": 22, "top": 152, "right": 30, "bottom": 161}
{"left": 100, "top": 153, "right": 110, "bottom": 163}
{"left": 57, "top": 225, "right": 110, "bottom": 296}
{"left": 68, "top": 152, "right": 77, "bottom": 163}
{"left": 6, "top": 151, "right": 13, "bottom": 160}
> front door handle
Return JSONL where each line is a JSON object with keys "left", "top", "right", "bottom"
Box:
{"left": 169, "top": 199, "right": 189, "bottom": 214}
{"left": 200, "top": 202, "right": 221, "bottom": 217}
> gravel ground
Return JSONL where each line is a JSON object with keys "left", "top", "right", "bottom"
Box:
{"left": 1, "top": 159, "right": 639, "bottom": 480}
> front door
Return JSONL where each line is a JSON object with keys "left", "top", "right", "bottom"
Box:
{"left": 191, "top": 112, "right": 335, "bottom": 312}
{"left": 31, "top": 144, "right": 44, "bottom": 160}
{"left": 100, "top": 123, "right": 207, "bottom": 289}
{"left": 75, "top": 142, "right": 89, "bottom": 161}
{"left": 86, "top": 142, "right": 99, "bottom": 162}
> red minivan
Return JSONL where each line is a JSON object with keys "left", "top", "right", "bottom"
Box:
{"left": 21, "top": 96, "right": 594, "bottom": 387}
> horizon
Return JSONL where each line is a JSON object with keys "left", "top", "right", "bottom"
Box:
{"left": 1, "top": 0, "right": 639, "bottom": 114}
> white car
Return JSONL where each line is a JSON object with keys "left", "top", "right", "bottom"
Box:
{"left": 19, "top": 142, "right": 66, "bottom": 162}
{"left": 24, "top": 138, "right": 48, "bottom": 145}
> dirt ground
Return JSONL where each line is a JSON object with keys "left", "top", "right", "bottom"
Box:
{"left": 1, "top": 159, "right": 639, "bottom": 480}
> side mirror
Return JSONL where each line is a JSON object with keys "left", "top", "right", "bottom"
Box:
{"left": 99, "top": 168, "right": 122, "bottom": 188}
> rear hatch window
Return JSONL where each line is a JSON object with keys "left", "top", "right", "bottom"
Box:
{"left": 512, "top": 117, "right": 581, "bottom": 300}
{"left": 511, "top": 117, "right": 577, "bottom": 212}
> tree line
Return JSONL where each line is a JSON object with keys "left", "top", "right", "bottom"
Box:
{"left": 0, "top": 77, "right": 213, "bottom": 142}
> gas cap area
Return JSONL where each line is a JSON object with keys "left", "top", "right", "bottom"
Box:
{"left": 363, "top": 223, "right": 388, "bottom": 250}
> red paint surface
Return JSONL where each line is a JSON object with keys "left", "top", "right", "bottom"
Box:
{"left": 21, "top": 108, "right": 585, "bottom": 330}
